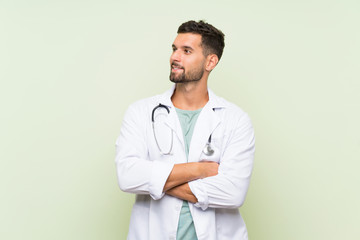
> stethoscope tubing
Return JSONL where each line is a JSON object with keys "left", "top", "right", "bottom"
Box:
{"left": 152, "top": 104, "right": 173, "bottom": 155}
{"left": 152, "top": 103, "right": 215, "bottom": 156}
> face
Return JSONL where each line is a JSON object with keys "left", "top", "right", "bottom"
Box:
{"left": 169, "top": 33, "right": 207, "bottom": 83}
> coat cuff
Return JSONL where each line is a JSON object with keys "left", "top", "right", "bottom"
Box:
{"left": 148, "top": 161, "right": 174, "bottom": 200}
{"left": 188, "top": 179, "right": 209, "bottom": 210}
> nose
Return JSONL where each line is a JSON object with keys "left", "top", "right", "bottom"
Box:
{"left": 170, "top": 49, "right": 181, "bottom": 63}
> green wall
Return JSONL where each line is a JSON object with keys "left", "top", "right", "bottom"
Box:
{"left": 1, "top": 0, "right": 359, "bottom": 239}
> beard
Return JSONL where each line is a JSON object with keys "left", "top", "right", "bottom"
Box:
{"left": 169, "top": 64, "right": 205, "bottom": 83}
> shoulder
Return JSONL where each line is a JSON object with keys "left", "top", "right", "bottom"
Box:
{"left": 214, "top": 95, "right": 251, "bottom": 124}
{"left": 215, "top": 96, "right": 254, "bottom": 141}
{"left": 126, "top": 93, "right": 163, "bottom": 112}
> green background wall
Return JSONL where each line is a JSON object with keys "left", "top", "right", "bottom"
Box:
{"left": 1, "top": 0, "right": 359, "bottom": 239}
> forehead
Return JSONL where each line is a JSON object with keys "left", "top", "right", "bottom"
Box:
{"left": 172, "top": 33, "right": 202, "bottom": 48}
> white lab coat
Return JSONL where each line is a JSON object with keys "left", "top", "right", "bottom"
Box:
{"left": 115, "top": 86, "right": 255, "bottom": 240}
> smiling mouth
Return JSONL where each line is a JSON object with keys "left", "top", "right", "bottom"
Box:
{"left": 171, "top": 67, "right": 182, "bottom": 72}
{"left": 171, "top": 64, "right": 184, "bottom": 72}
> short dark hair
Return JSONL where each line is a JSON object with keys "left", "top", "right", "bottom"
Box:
{"left": 177, "top": 20, "right": 225, "bottom": 61}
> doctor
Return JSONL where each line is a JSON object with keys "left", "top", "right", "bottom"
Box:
{"left": 115, "top": 20, "right": 255, "bottom": 240}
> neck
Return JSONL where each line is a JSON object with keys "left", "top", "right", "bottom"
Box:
{"left": 171, "top": 80, "right": 209, "bottom": 110}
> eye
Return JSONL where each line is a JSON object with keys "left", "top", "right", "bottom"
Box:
{"left": 184, "top": 49, "right": 191, "bottom": 54}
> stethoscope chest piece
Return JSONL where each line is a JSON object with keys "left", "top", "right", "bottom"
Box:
{"left": 203, "top": 143, "right": 215, "bottom": 156}
{"left": 203, "top": 129, "right": 215, "bottom": 156}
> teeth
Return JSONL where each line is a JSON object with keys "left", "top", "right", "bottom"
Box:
{"left": 172, "top": 64, "right": 182, "bottom": 70}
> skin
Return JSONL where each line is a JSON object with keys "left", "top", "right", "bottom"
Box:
{"left": 163, "top": 33, "right": 220, "bottom": 202}
{"left": 164, "top": 162, "right": 219, "bottom": 203}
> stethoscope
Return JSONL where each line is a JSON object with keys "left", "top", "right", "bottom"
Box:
{"left": 152, "top": 103, "right": 215, "bottom": 156}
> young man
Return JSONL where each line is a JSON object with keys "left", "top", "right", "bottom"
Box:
{"left": 116, "top": 20, "right": 255, "bottom": 240}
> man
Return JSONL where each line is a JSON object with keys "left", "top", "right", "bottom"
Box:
{"left": 115, "top": 20, "right": 255, "bottom": 240}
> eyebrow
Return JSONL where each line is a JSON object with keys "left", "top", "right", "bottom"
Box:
{"left": 172, "top": 44, "right": 195, "bottom": 51}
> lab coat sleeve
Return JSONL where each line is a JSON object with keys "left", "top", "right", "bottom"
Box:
{"left": 188, "top": 113, "right": 255, "bottom": 210}
{"left": 115, "top": 103, "right": 174, "bottom": 200}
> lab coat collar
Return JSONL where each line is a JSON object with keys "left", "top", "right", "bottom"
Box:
{"left": 158, "top": 84, "right": 226, "bottom": 110}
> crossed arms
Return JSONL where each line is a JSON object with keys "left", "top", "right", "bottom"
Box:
{"left": 116, "top": 103, "right": 255, "bottom": 209}
{"left": 163, "top": 162, "right": 219, "bottom": 203}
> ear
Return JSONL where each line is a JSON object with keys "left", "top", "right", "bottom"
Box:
{"left": 205, "top": 54, "right": 219, "bottom": 72}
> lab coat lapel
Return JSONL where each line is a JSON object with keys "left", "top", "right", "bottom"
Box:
{"left": 163, "top": 107, "right": 185, "bottom": 149}
{"left": 158, "top": 86, "right": 185, "bottom": 150}
{"left": 188, "top": 101, "right": 221, "bottom": 163}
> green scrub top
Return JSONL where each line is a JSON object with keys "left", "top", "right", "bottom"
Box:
{"left": 175, "top": 107, "right": 202, "bottom": 240}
